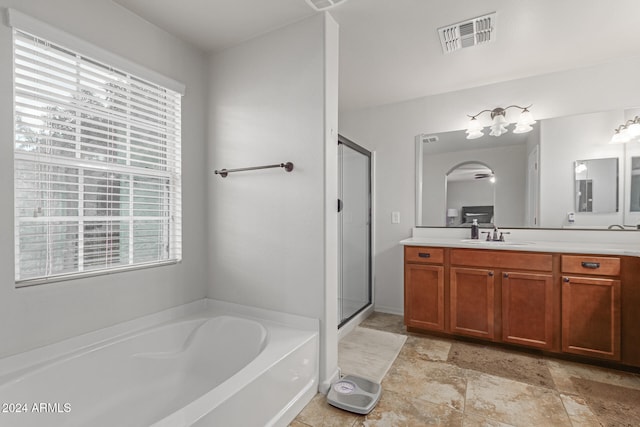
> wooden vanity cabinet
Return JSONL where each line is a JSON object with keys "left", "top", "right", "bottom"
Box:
{"left": 404, "top": 247, "right": 445, "bottom": 332}
{"left": 404, "top": 245, "right": 640, "bottom": 368}
{"left": 450, "top": 249, "right": 555, "bottom": 347}
{"left": 561, "top": 255, "right": 621, "bottom": 361}
{"left": 501, "top": 271, "right": 554, "bottom": 350}
{"left": 450, "top": 267, "right": 495, "bottom": 339}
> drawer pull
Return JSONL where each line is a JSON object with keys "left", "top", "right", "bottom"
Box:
{"left": 563, "top": 277, "right": 570, "bottom": 282}
{"left": 581, "top": 262, "right": 600, "bottom": 269}
{"left": 418, "top": 253, "right": 431, "bottom": 258}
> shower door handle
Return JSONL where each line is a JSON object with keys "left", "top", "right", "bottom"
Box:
{"left": 338, "top": 199, "right": 343, "bottom": 213}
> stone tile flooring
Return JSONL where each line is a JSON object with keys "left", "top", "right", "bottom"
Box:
{"left": 291, "top": 312, "right": 640, "bottom": 427}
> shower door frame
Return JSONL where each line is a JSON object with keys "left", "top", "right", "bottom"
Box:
{"left": 338, "top": 134, "right": 373, "bottom": 329}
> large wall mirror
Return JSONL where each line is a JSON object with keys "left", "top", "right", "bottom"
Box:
{"left": 416, "top": 107, "right": 640, "bottom": 230}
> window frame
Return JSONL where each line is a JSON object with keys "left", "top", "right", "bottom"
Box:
{"left": 10, "top": 12, "right": 184, "bottom": 287}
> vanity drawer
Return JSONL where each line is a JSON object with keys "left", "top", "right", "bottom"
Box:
{"left": 562, "top": 255, "right": 620, "bottom": 276}
{"left": 405, "top": 246, "right": 444, "bottom": 264}
{"left": 451, "top": 249, "right": 552, "bottom": 271}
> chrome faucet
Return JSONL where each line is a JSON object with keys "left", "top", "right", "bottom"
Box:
{"left": 492, "top": 226, "right": 499, "bottom": 241}
{"left": 608, "top": 224, "right": 624, "bottom": 230}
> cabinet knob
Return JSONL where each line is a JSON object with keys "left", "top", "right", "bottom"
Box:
{"left": 488, "top": 271, "right": 494, "bottom": 277}
{"left": 563, "top": 277, "right": 570, "bottom": 283}
{"left": 503, "top": 273, "right": 509, "bottom": 278}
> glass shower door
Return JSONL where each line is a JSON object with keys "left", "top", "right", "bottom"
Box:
{"left": 338, "top": 135, "right": 372, "bottom": 327}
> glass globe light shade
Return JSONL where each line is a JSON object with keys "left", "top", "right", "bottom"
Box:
{"left": 466, "top": 129, "right": 484, "bottom": 139}
{"left": 489, "top": 123, "right": 508, "bottom": 137}
{"left": 610, "top": 128, "right": 630, "bottom": 144}
{"left": 626, "top": 122, "right": 640, "bottom": 138}
{"left": 517, "top": 109, "right": 536, "bottom": 126}
{"left": 513, "top": 123, "right": 533, "bottom": 134}
{"left": 466, "top": 117, "right": 483, "bottom": 132}
{"left": 492, "top": 113, "right": 508, "bottom": 126}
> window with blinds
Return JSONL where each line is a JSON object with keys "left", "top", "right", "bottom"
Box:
{"left": 13, "top": 29, "right": 182, "bottom": 285}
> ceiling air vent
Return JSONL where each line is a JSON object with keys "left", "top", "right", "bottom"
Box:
{"left": 304, "top": 0, "right": 347, "bottom": 11}
{"left": 438, "top": 12, "right": 496, "bottom": 54}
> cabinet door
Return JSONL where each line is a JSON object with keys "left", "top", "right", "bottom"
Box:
{"left": 450, "top": 267, "right": 495, "bottom": 339}
{"left": 502, "top": 272, "right": 554, "bottom": 349}
{"left": 405, "top": 264, "right": 445, "bottom": 331}
{"left": 562, "top": 276, "right": 621, "bottom": 360}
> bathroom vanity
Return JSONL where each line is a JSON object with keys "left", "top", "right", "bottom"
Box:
{"left": 401, "top": 234, "right": 640, "bottom": 369}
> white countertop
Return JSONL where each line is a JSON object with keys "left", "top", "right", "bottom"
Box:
{"left": 400, "top": 236, "right": 640, "bottom": 257}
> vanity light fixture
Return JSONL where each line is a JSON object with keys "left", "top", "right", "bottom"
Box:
{"left": 465, "top": 105, "right": 535, "bottom": 139}
{"left": 610, "top": 116, "right": 640, "bottom": 144}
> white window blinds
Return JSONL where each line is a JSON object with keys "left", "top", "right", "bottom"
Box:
{"left": 13, "top": 29, "right": 182, "bottom": 285}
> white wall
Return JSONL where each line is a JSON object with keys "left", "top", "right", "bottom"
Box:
{"left": 0, "top": 0, "right": 209, "bottom": 358}
{"left": 207, "top": 13, "right": 339, "bottom": 390}
{"left": 340, "top": 55, "right": 640, "bottom": 315}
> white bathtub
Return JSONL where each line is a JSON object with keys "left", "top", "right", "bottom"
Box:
{"left": 0, "top": 299, "right": 319, "bottom": 427}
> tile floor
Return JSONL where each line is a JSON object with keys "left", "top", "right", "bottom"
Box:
{"left": 291, "top": 312, "right": 640, "bottom": 427}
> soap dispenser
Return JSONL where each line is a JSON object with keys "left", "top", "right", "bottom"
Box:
{"left": 471, "top": 218, "right": 479, "bottom": 239}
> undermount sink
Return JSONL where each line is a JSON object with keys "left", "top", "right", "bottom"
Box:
{"left": 459, "top": 239, "right": 533, "bottom": 246}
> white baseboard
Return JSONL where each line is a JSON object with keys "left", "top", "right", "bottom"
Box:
{"left": 373, "top": 304, "right": 404, "bottom": 316}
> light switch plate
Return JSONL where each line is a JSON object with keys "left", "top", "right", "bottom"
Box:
{"left": 392, "top": 211, "right": 400, "bottom": 224}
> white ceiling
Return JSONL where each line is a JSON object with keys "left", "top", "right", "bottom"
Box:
{"left": 112, "top": 0, "right": 315, "bottom": 52}
{"left": 113, "top": 0, "right": 640, "bottom": 111}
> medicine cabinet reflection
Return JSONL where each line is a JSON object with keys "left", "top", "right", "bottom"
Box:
{"left": 574, "top": 158, "right": 618, "bottom": 214}
{"left": 631, "top": 157, "right": 640, "bottom": 213}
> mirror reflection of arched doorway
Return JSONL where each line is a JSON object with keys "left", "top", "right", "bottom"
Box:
{"left": 445, "top": 161, "right": 495, "bottom": 227}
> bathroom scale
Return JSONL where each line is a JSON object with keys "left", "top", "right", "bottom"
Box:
{"left": 326, "top": 374, "right": 381, "bottom": 415}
